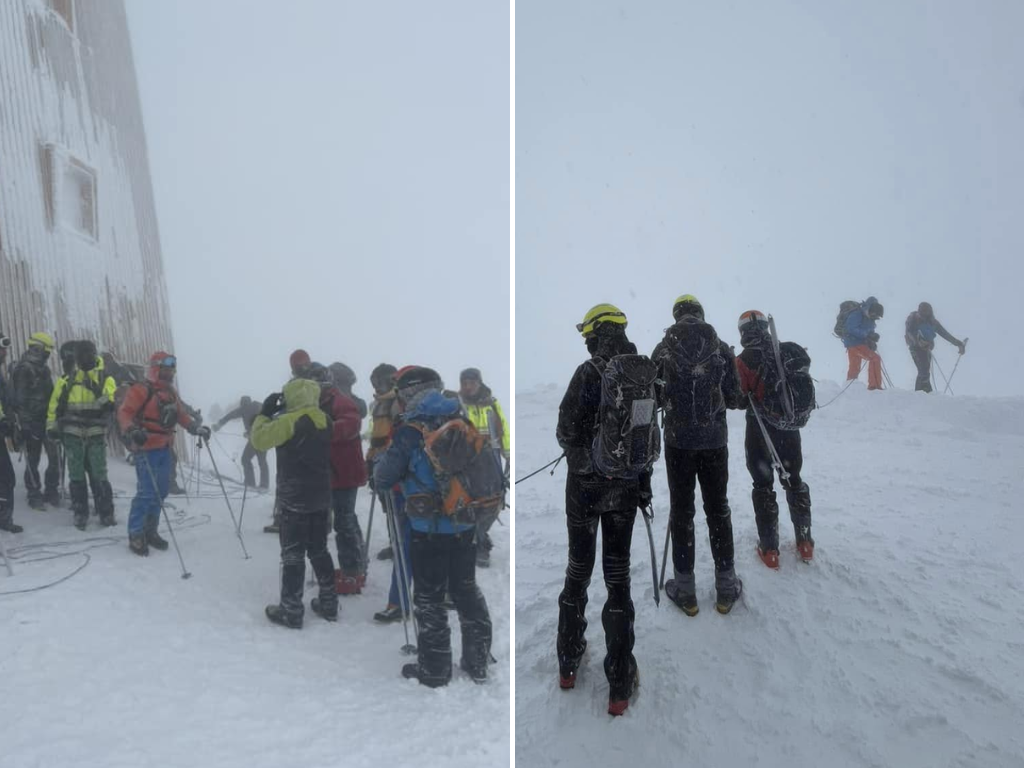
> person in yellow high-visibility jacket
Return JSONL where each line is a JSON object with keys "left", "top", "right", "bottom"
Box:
{"left": 458, "top": 367, "right": 509, "bottom": 568}
{"left": 47, "top": 341, "right": 117, "bottom": 530}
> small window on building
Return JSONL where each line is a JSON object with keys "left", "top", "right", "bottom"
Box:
{"left": 44, "top": 144, "right": 98, "bottom": 242}
{"left": 45, "top": 0, "right": 75, "bottom": 32}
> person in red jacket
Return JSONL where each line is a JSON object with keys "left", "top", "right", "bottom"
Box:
{"left": 117, "top": 352, "right": 209, "bottom": 556}
{"left": 307, "top": 363, "right": 368, "bottom": 594}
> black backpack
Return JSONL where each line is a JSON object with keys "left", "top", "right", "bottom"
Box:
{"left": 589, "top": 354, "right": 661, "bottom": 480}
{"left": 834, "top": 301, "right": 860, "bottom": 338}
{"left": 759, "top": 342, "right": 815, "bottom": 430}
{"left": 658, "top": 321, "right": 727, "bottom": 428}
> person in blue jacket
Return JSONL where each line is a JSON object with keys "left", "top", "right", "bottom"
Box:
{"left": 373, "top": 366, "right": 492, "bottom": 687}
{"left": 842, "top": 296, "right": 885, "bottom": 390}
{"left": 905, "top": 302, "right": 965, "bottom": 392}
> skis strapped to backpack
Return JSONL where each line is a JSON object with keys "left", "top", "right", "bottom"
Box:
{"left": 589, "top": 354, "right": 660, "bottom": 480}
{"left": 760, "top": 318, "right": 815, "bottom": 431}
{"left": 414, "top": 417, "right": 505, "bottom": 519}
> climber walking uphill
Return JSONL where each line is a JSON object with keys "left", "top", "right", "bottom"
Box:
{"left": 250, "top": 378, "right": 338, "bottom": 628}
{"left": 10, "top": 333, "right": 61, "bottom": 511}
{"left": 837, "top": 296, "right": 885, "bottom": 390}
{"left": 735, "top": 310, "right": 816, "bottom": 566}
{"left": 0, "top": 331, "right": 20, "bottom": 533}
{"left": 653, "top": 295, "right": 744, "bottom": 616}
{"left": 47, "top": 341, "right": 117, "bottom": 531}
{"left": 458, "top": 367, "right": 510, "bottom": 568}
{"left": 213, "top": 396, "right": 268, "bottom": 489}
{"left": 556, "top": 304, "right": 655, "bottom": 716}
{"left": 905, "top": 302, "right": 966, "bottom": 393}
{"left": 374, "top": 366, "right": 495, "bottom": 687}
{"left": 117, "top": 352, "right": 210, "bottom": 556}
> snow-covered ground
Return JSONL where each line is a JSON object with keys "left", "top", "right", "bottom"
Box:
{"left": 0, "top": 432, "right": 509, "bottom": 768}
{"left": 514, "top": 381, "right": 1024, "bottom": 768}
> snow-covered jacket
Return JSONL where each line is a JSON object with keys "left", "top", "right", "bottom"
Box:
{"left": 373, "top": 391, "right": 474, "bottom": 534}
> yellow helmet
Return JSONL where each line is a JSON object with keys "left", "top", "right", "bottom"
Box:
{"left": 28, "top": 332, "right": 55, "bottom": 351}
{"left": 672, "top": 294, "right": 704, "bottom": 321}
{"left": 576, "top": 303, "right": 627, "bottom": 337}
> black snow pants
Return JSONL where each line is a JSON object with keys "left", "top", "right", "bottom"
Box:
{"left": 278, "top": 508, "right": 337, "bottom": 621}
{"left": 910, "top": 346, "right": 933, "bottom": 392}
{"left": 745, "top": 414, "right": 812, "bottom": 548}
{"left": 22, "top": 430, "right": 60, "bottom": 503}
{"left": 665, "top": 444, "right": 735, "bottom": 575}
{"left": 331, "top": 487, "right": 365, "bottom": 574}
{"left": 410, "top": 528, "right": 492, "bottom": 686}
{"left": 557, "top": 473, "right": 637, "bottom": 695}
{"left": 0, "top": 439, "right": 15, "bottom": 526}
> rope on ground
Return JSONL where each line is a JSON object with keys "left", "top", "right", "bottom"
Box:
{"left": 816, "top": 379, "right": 856, "bottom": 410}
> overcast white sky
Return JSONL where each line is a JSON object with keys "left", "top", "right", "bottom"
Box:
{"left": 516, "top": 0, "right": 1024, "bottom": 397}
{"left": 127, "top": 0, "right": 510, "bottom": 415}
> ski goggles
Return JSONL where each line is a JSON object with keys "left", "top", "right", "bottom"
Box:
{"left": 0, "top": 335, "right": 11, "bottom": 349}
{"left": 576, "top": 310, "right": 626, "bottom": 335}
{"left": 158, "top": 355, "right": 177, "bottom": 368}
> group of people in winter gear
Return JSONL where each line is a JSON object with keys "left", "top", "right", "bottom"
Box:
{"left": 556, "top": 297, "right": 816, "bottom": 716}
{"left": 254, "top": 352, "right": 504, "bottom": 686}
{"left": 837, "top": 297, "right": 966, "bottom": 392}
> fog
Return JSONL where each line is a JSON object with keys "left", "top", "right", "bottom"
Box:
{"left": 127, "top": 0, "right": 510, "bottom": 417}
{"left": 516, "top": 0, "right": 1024, "bottom": 398}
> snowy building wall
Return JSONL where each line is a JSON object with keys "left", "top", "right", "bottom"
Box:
{"left": 0, "top": 0, "right": 172, "bottom": 365}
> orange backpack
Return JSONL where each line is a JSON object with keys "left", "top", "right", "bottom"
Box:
{"left": 412, "top": 418, "right": 504, "bottom": 517}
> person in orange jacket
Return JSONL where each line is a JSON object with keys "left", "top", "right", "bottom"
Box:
{"left": 117, "top": 352, "right": 209, "bottom": 556}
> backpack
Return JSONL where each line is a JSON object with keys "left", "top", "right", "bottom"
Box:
{"left": 759, "top": 342, "right": 815, "bottom": 430}
{"left": 589, "top": 354, "right": 661, "bottom": 480}
{"left": 834, "top": 301, "right": 860, "bottom": 338}
{"left": 413, "top": 418, "right": 504, "bottom": 519}
{"left": 658, "top": 321, "right": 727, "bottom": 428}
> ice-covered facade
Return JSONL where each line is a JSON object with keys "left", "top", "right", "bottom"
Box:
{"left": 0, "top": 0, "right": 172, "bottom": 363}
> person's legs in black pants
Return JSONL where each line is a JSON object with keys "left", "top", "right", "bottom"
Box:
{"left": 448, "top": 529, "right": 492, "bottom": 679}
{"left": 600, "top": 507, "right": 637, "bottom": 699}
{"left": 409, "top": 531, "right": 452, "bottom": 687}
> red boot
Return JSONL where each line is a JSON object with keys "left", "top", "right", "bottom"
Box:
{"left": 334, "top": 569, "right": 362, "bottom": 595}
{"left": 757, "top": 545, "right": 780, "bottom": 570}
{"left": 797, "top": 540, "right": 814, "bottom": 562}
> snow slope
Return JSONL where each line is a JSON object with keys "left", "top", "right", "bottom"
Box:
{"left": 0, "top": 433, "right": 509, "bottom": 768}
{"left": 514, "top": 381, "right": 1024, "bottom": 768}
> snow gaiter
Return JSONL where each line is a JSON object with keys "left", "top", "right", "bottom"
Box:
{"left": 751, "top": 487, "right": 780, "bottom": 551}
{"left": 786, "top": 483, "right": 813, "bottom": 543}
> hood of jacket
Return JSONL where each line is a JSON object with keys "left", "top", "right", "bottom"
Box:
{"left": 283, "top": 377, "right": 322, "bottom": 413}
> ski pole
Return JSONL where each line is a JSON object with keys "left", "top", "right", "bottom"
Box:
{"left": 880, "top": 360, "right": 895, "bottom": 390}
{"left": 748, "top": 395, "right": 790, "bottom": 483}
{"left": 659, "top": 513, "right": 671, "bottom": 591}
{"left": 138, "top": 451, "right": 191, "bottom": 579}
{"left": 640, "top": 505, "right": 660, "bottom": 606}
{"left": 944, "top": 338, "right": 967, "bottom": 395}
{"left": 933, "top": 354, "right": 952, "bottom": 396}
{"left": 361, "top": 490, "right": 377, "bottom": 577}
{"left": 202, "top": 438, "right": 250, "bottom": 559}
{"left": 238, "top": 474, "right": 248, "bottom": 530}
{"left": 383, "top": 490, "right": 416, "bottom": 655}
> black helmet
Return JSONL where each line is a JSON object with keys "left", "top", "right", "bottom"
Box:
{"left": 328, "top": 362, "right": 357, "bottom": 388}
{"left": 74, "top": 340, "right": 98, "bottom": 371}
{"left": 395, "top": 366, "right": 442, "bottom": 402}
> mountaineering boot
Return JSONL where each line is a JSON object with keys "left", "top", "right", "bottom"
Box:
{"left": 311, "top": 597, "right": 338, "bottom": 622}
{"left": 129, "top": 533, "right": 149, "bottom": 557}
{"left": 73, "top": 513, "right": 87, "bottom": 531}
{"left": 97, "top": 482, "right": 117, "bottom": 527}
{"left": 28, "top": 496, "right": 47, "bottom": 512}
{"left": 265, "top": 604, "right": 303, "bottom": 629}
{"left": 460, "top": 658, "right": 487, "bottom": 684}
{"left": 757, "top": 544, "right": 780, "bottom": 570}
{"left": 714, "top": 567, "right": 743, "bottom": 615}
{"left": 167, "top": 480, "right": 186, "bottom": 496}
{"left": 263, "top": 521, "right": 280, "bottom": 534}
{"left": 144, "top": 515, "right": 169, "bottom": 551}
{"left": 607, "top": 655, "right": 639, "bottom": 717}
{"left": 401, "top": 663, "right": 449, "bottom": 688}
{"left": 373, "top": 604, "right": 405, "bottom": 623}
{"left": 558, "top": 651, "right": 584, "bottom": 690}
{"left": 43, "top": 488, "right": 62, "bottom": 507}
{"left": 0, "top": 503, "right": 24, "bottom": 533}
{"left": 334, "top": 568, "right": 362, "bottom": 595}
{"left": 786, "top": 483, "right": 814, "bottom": 562}
{"left": 69, "top": 479, "right": 89, "bottom": 530}
{"left": 664, "top": 571, "right": 699, "bottom": 616}
{"left": 377, "top": 545, "right": 393, "bottom": 561}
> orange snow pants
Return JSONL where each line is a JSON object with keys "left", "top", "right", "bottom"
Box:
{"left": 847, "top": 345, "right": 883, "bottom": 390}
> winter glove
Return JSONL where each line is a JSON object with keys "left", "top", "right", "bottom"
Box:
{"left": 127, "top": 427, "right": 148, "bottom": 447}
{"left": 46, "top": 425, "right": 61, "bottom": 441}
{"left": 867, "top": 332, "right": 880, "bottom": 343}
{"left": 0, "top": 417, "right": 12, "bottom": 438}
{"left": 867, "top": 339, "right": 878, "bottom": 352}
{"left": 190, "top": 424, "right": 211, "bottom": 440}
{"left": 261, "top": 392, "right": 284, "bottom": 419}
{"left": 957, "top": 341, "right": 966, "bottom": 356}
{"left": 638, "top": 472, "right": 653, "bottom": 509}
{"left": 212, "top": 422, "right": 222, "bottom": 433}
